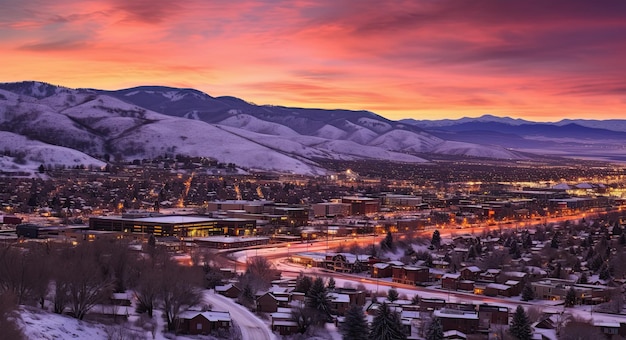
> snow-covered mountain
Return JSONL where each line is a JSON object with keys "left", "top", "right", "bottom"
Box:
{"left": 405, "top": 115, "right": 626, "bottom": 163}
{"left": 0, "top": 81, "right": 528, "bottom": 175}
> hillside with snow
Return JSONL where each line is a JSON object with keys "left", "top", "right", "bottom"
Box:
{"left": 0, "top": 81, "right": 537, "bottom": 175}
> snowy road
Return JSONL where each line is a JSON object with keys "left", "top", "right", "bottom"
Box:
{"left": 203, "top": 290, "right": 277, "bottom": 340}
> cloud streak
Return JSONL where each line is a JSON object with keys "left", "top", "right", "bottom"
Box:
{"left": 1, "top": 0, "right": 625, "bottom": 121}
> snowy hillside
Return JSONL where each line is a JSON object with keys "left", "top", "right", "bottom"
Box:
{"left": 0, "top": 81, "right": 540, "bottom": 176}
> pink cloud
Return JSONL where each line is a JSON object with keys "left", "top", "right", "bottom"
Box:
{"left": 1, "top": 0, "right": 625, "bottom": 121}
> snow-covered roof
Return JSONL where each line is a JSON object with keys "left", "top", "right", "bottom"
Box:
{"left": 329, "top": 293, "right": 350, "bottom": 303}
{"left": 433, "top": 309, "right": 478, "bottom": 320}
{"left": 443, "top": 273, "right": 461, "bottom": 279}
{"left": 487, "top": 283, "right": 511, "bottom": 290}
{"left": 178, "top": 310, "right": 231, "bottom": 322}
{"left": 443, "top": 330, "right": 467, "bottom": 339}
{"left": 463, "top": 266, "right": 481, "bottom": 273}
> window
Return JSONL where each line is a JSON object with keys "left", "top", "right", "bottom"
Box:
{"left": 197, "top": 323, "right": 203, "bottom": 330}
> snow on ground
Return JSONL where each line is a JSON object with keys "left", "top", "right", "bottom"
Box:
{"left": 19, "top": 306, "right": 116, "bottom": 340}
{"left": 203, "top": 290, "right": 277, "bottom": 340}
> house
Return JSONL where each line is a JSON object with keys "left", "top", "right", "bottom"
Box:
{"left": 372, "top": 262, "right": 393, "bottom": 278}
{"left": 110, "top": 292, "right": 132, "bottom": 306}
{"left": 89, "top": 304, "right": 130, "bottom": 320}
{"left": 458, "top": 280, "right": 475, "bottom": 292}
{"left": 593, "top": 321, "right": 623, "bottom": 338}
{"left": 460, "top": 266, "right": 482, "bottom": 281}
{"left": 442, "top": 273, "right": 461, "bottom": 290}
{"left": 434, "top": 309, "right": 479, "bottom": 334}
{"left": 272, "top": 320, "right": 299, "bottom": 336}
{"left": 420, "top": 297, "right": 446, "bottom": 312}
{"left": 176, "top": 310, "right": 231, "bottom": 335}
{"left": 392, "top": 266, "right": 429, "bottom": 285}
{"left": 479, "top": 269, "right": 501, "bottom": 282}
{"left": 504, "top": 280, "right": 523, "bottom": 296}
{"left": 478, "top": 304, "right": 509, "bottom": 330}
{"left": 256, "top": 292, "right": 285, "bottom": 313}
{"left": 326, "top": 253, "right": 368, "bottom": 273}
{"left": 484, "top": 283, "right": 512, "bottom": 297}
{"left": 215, "top": 284, "right": 242, "bottom": 299}
{"left": 270, "top": 307, "right": 299, "bottom": 336}
{"left": 335, "top": 287, "right": 367, "bottom": 306}
{"left": 400, "top": 310, "right": 421, "bottom": 338}
{"left": 329, "top": 293, "right": 351, "bottom": 316}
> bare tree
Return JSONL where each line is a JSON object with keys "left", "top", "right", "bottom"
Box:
{"left": 0, "top": 245, "right": 50, "bottom": 306}
{"left": 159, "top": 261, "right": 203, "bottom": 331}
{"left": 52, "top": 242, "right": 115, "bottom": 319}
{"left": 241, "top": 256, "right": 279, "bottom": 291}
{"left": 133, "top": 260, "right": 160, "bottom": 317}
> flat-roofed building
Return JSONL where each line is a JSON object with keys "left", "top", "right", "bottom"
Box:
{"left": 89, "top": 215, "right": 256, "bottom": 237}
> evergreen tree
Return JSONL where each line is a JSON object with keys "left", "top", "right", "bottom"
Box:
{"left": 306, "top": 277, "right": 331, "bottom": 324}
{"left": 327, "top": 276, "right": 336, "bottom": 291}
{"left": 381, "top": 231, "right": 394, "bottom": 251}
{"left": 38, "top": 164, "right": 45, "bottom": 173}
{"left": 369, "top": 302, "right": 406, "bottom": 340}
{"left": 521, "top": 284, "right": 535, "bottom": 301}
{"left": 341, "top": 305, "right": 368, "bottom": 340}
{"left": 387, "top": 288, "right": 399, "bottom": 302}
{"left": 578, "top": 272, "right": 588, "bottom": 284}
{"left": 431, "top": 230, "right": 441, "bottom": 249}
{"left": 467, "top": 245, "right": 477, "bottom": 259}
{"left": 551, "top": 233, "right": 559, "bottom": 249}
{"left": 523, "top": 233, "right": 533, "bottom": 249}
{"left": 509, "top": 305, "right": 532, "bottom": 340}
{"left": 295, "top": 272, "right": 313, "bottom": 294}
{"left": 411, "top": 294, "right": 420, "bottom": 305}
{"left": 565, "top": 287, "right": 577, "bottom": 307}
{"left": 425, "top": 317, "right": 444, "bottom": 340}
{"left": 613, "top": 224, "right": 623, "bottom": 236}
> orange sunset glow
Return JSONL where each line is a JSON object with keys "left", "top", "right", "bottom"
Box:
{"left": 2, "top": 0, "right": 626, "bottom": 121}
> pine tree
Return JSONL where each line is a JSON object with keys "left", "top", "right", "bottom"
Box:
{"left": 551, "top": 233, "right": 559, "bottom": 249}
{"left": 295, "top": 272, "right": 313, "bottom": 293}
{"left": 327, "top": 276, "right": 336, "bottom": 291}
{"left": 381, "top": 231, "right": 394, "bottom": 251}
{"left": 38, "top": 164, "right": 45, "bottom": 173}
{"left": 306, "top": 277, "right": 331, "bottom": 324}
{"left": 521, "top": 284, "right": 534, "bottom": 301}
{"left": 426, "top": 317, "right": 444, "bottom": 340}
{"left": 577, "top": 272, "right": 588, "bottom": 284}
{"left": 431, "top": 230, "right": 441, "bottom": 249}
{"left": 387, "top": 288, "right": 399, "bottom": 302}
{"left": 369, "top": 302, "right": 406, "bottom": 340}
{"left": 341, "top": 305, "right": 368, "bottom": 340}
{"left": 509, "top": 305, "right": 532, "bottom": 340}
{"left": 411, "top": 294, "right": 420, "bottom": 305}
{"left": 565, "top": 287, "right": 576, "bottom": 307}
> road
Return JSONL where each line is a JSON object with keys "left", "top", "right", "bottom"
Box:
{"left": 203, "top": 290, "right": 277, "bottom": 340}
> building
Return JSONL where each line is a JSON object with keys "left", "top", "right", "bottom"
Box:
{"left": 392, "top": 266, "right": 429, "bottom": 285}
{"left": 341, "top": 196, "right": 380, "bottom": 215}
{"left": 194, "top": 236, "right": 269, "bottom": 249}
{"left": 312, "top": 202, "right": 351, "bottom": 217}
{"left": 89, "top": 214, "right": 256, "bottom": 237}
{"left": 434, "top": 309, "right": 479, "bottom": 334}
{"left": 176, "top": 311, "right": 231, "bottom": 335}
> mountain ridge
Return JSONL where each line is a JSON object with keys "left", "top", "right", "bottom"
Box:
{"left": 3, "top": 81, "right": 622, "bottom": 176}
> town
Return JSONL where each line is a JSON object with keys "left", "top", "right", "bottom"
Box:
{"left": 2, "top": 157, "right": 626, "bottom": 340}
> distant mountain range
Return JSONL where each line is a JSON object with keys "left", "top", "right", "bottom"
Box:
{"left": 0, "top": 81, "right": 624, "bottom": 175}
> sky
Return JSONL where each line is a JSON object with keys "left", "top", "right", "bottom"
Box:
{"left": 1, "top": 0, "right": 626, "bottom": 122}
